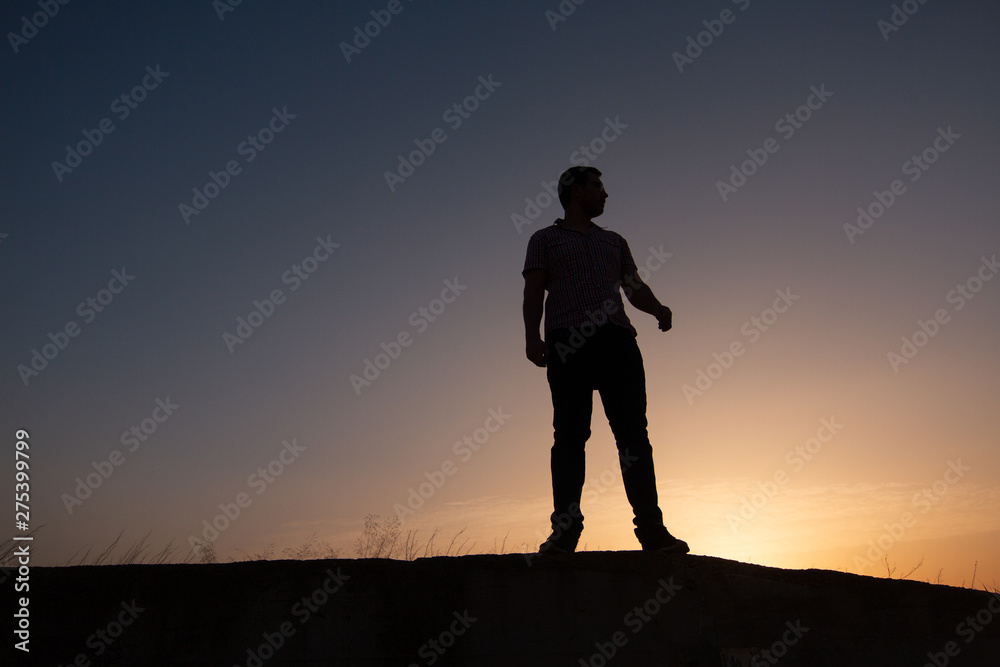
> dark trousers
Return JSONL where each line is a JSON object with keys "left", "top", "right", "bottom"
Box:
{"left": 545, "top": 324, "right": 665, "bottom": 535}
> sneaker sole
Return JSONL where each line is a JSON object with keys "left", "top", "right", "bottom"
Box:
{"left": 645, "top": 540, "right": 689, "bottom": 554}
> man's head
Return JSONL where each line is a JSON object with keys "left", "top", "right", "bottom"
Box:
{"left": 558, "top": 166, "right": 608, "bottom": 219}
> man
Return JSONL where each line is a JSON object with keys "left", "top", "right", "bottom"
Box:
{"left": 522, "top": 166, "right": 688, "bottom": 554}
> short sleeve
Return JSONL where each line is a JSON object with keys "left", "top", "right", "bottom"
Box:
{"left": 620, "top": 236, "right": 637, "bottom": 269}
{"left": 522, "top": 231, "right": 547, "bottom": 276}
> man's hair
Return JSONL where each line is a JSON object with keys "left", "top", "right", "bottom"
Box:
{"left": 557, "top": 166, "right": 602, "bottom": 210}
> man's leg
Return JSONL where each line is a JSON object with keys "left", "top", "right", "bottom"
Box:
{"left": 544, "top": 330, "right": 595, "bottom": 547}
{"left": 594, "top": 327, "right": 666, "bottom": 536}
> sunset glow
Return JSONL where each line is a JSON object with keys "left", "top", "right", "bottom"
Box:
{"left": 2, "top": 0, "right": 998, "bottom": 591}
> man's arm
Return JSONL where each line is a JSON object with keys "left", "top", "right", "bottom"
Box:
{"left": 621, "top": 265, "right": 672, "bottom": 331}
{"left": 523, "top": 269, "right": 547, "bottom": 366}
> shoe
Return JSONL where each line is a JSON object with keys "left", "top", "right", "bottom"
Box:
{"left": 538, "top": 529, "right": 581, "bottom": 555}
{"left": 650, "top": 537, "right": 689, "bottom": 554}
{"left": 636, "top": 526, "right": 690, "bottom": 554}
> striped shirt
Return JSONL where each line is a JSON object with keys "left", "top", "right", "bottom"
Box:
{"left": 522, "top": 220, "right": 637, "bottom": 335}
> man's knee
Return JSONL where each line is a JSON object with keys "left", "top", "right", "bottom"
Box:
{"left": 553, "top": 426, "right": 591, "bottom": 445}
{"left": 606, "top": 416, "right": 648, "bottom": 442}
{"left": 552, "top": 442, "right": 589, "bottom": 460}
{"left": 614, "top": 436, "right": 652, "bottom": 458}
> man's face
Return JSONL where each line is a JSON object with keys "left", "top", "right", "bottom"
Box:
{"left": 575, "top": 176, "right": 609, "bottom": 218}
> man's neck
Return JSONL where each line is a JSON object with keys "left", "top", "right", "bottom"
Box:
{"left": 558, "top": 213, "right": 594, "bottom": 233}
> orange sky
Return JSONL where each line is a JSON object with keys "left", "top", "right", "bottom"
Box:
{"left": 4, "top": 2, "right": 999, "bottom": 592}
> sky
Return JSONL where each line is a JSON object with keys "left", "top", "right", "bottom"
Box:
{"left": 2, "top": 0, "right": 998, "bottom": 588}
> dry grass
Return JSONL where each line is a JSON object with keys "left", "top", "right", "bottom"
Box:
{"left": 15, "top": 524, "right": 994, "bottom": 585}
{"left": 354, "top": 513, "right": 477, "bottom": 559}
{"left": 882, "top": 555, "right": 924, "bottom": 580}
{"left": 67, "top": 530, "right": 191, "bottom": 566}
{"left": 236, "top": 533, "right": 341, "bottom": 562}
{"left": 0, "top": 527, "right": 194, "bottom": 568}
{"left": 0, "top": 525, "right": 43, "bottom": 567}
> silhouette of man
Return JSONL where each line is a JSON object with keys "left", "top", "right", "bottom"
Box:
{"left": 522, "top": 166, "right": 688, "bottom": 554}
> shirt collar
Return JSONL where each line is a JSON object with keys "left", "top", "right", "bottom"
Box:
{"left": 553, "top": 218, "right": 597, "bottom": 235}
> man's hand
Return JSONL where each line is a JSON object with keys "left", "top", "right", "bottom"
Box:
{"left": 656, "top": 305, "right": 672, "bottom": 332}
{"left": 526, "top": 337, "right": 547, "bottom": 367}
{"left": 523, "top": 269, "right": 547, "bottom": 366}
{"left": 621, "top": 265, "right": 671, "bottom": 332}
